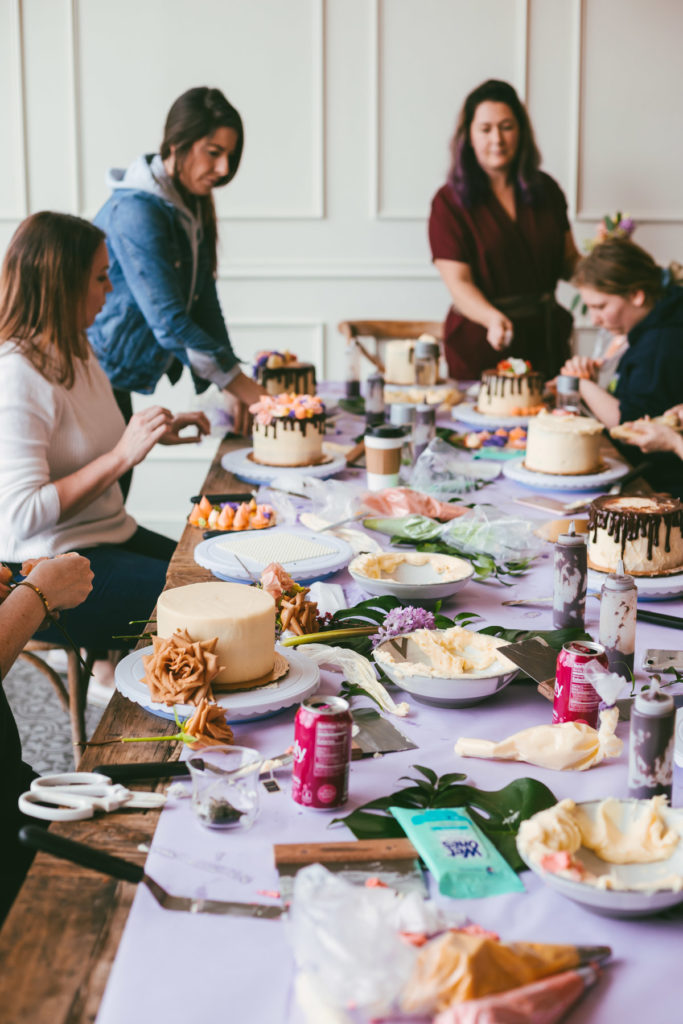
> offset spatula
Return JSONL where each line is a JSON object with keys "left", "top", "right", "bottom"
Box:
{"left": 19, "top": 826, "right": 284, "bottom": 918}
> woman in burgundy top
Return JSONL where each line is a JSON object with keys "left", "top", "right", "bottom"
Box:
{"left": 429, "top": 80, "right": 579, "bottom": 380}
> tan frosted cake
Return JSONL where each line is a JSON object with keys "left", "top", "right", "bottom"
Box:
{"left": 478, "top": 358, "right": 545, "bottom": 416}
{"left": 588, "top": 495, "right": 683, "bottom": 575}
{"left": 156, "top": 581, "right": 276, "bottom": 685}
{"left": 384, "top": 340, "right": 417, "bottom": 384}
{"left": 525, "top": 410, "right": 604, "bottom": 475}
{"left": 249, "top": 393, "right": 326, "bottom": 467}
{"left": 254, "top": 350, "right": 316, "bottom": 396}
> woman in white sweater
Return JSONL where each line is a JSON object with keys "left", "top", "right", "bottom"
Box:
{"left": 0, "top": 212, "right": 208, "bottom": 667}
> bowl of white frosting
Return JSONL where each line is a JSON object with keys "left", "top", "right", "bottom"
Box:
{"left": 516, "top": 796, "right": 683, "bottom": 917}
{"left": 372, "top": 626, "right": 518, "bottom": 707}
{"left": 349, "top": 551, "right": 474, "bottom": 602}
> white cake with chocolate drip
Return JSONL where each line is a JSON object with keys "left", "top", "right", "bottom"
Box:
{"left": 254, "top": 350, "right": 316, "bottom": 396}
{"left": 249, "top": 393, "right": 326, "bottom": 466}
{"left": 588, "top": 495, "right": 683, "bottom": 575}
{"left": 478, "top": 358, "right": 544, "bottom": 416}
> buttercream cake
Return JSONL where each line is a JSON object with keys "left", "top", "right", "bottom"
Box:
{"left": 477, "top": 358, "right": 544, "bottom": 416}
{"left": 156, "top": 581, "right": 276, "bottom": 686}
{"left": 249, "top": 393, "right": 326, "bottom": 466}
{"left": 525, "top": 410, "right": 604, "bottom": 475}
{"left": 384, "top": 340, "right": 417, "bottom": 384}
{"left": 588, "top": 495, "right": 683, "bottom": 575}
{"left": 253, "top": 350, "right": 316, "bottom": 396}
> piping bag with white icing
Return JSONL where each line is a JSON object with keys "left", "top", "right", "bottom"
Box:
{"left": 454, "top": 668, "right": 625, "bottom": 771}
{"left": 294, "top": 644, "right": 410, "bottom": 717}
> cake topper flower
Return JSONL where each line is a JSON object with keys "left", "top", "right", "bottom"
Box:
{"left": 584, "top": 212, "right": 635, "bottom": 253}
{"left": 496, "top": 358, "right": 532, "bottom": 376}
{"left": 142, "top": 629, "right": 224, "bottom": 705}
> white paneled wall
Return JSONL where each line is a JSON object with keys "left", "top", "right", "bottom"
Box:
{"left": 1, "top": 0, "right": 683, "bottom": 537}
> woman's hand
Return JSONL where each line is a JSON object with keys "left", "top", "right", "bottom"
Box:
{"left": 26, "top": 553, "right": 94, "bottom": 611}
{"left": 158, "top": 411, "right": 212, "bottom": 445}
{"left": 486, "top": 313, "right": 514, "bottom": 351}
{"left": 665, "top": 404, "right": 683, "bottom": 427}
{"left": 623, "top": 420, "right": 683, "bottom": 456}
{"left": 560, "top": 355, "right": 601, "bottom": 381}
{"left": 224, "top": 372, "right": 266, "bottom": 436}
{"left": 114, "top": 406, "right": 174, "bottom": 469}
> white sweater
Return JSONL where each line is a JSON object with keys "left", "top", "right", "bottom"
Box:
{"left": 0, "top": 346, "right": 136, "bottom": 560}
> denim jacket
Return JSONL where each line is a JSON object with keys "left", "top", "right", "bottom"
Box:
{"left": 88, "top": 155, "right": 240, "bottom": 394}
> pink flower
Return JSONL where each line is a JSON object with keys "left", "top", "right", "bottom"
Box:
{"left": 260, "top": 562, "right": 296, "bottom": 601}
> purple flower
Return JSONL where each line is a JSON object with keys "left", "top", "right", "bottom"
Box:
{"left": 618, "top": 217, "right": 635, "bottom": 236}
{"left": 371, "top": 606, "right": 436, "bottom": 647}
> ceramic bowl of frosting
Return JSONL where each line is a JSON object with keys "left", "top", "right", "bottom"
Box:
{"left": 349, "top": 551, "right": 474, "bottom": 602}
{"left": 516, "top": 797, "right": 683, "bottom": 918}
{"left": 372, "top": 626, "right": 518, "bottom": 707}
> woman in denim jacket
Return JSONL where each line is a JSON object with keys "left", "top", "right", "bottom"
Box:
{"left": 89, "top": 87, "right": 264, "bottom": 493}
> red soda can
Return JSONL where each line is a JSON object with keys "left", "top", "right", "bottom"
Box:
{"left": 292, "top": 695, "right": 352, "bottom": 809}
{"left": 553, "top": 640, "right": 608, "bottom": 728}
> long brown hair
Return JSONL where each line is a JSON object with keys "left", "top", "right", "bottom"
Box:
{"left": 572, "top": 238, "right": 663, "bottom": 305}
{"left": 0, "top": 212, "right": 105, "bottom": 388}
{"left": 160, "top": 87, "right": 244, "bottom": 275}
{"left": 448, "top": 79, "right": 541, "bottom": 207}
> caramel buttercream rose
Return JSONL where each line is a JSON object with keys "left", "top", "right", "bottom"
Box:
{"left": 142, "top": 629, "right": 224, "bottom": 705}
{"left": 183, "top": 698, "right": 234, "bottom": 747}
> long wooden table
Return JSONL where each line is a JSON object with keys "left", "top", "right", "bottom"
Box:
{"left": 0, "top": 435, "right": 243, "bottom": 1024}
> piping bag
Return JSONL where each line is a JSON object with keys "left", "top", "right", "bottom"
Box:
{"left": 433, "top": 964, "right": 600, "bottom": 1024}
{"left": 454, "top": 669, "right": 625, "bottom": 771}
{"left": 401, "top": 931, "right": 610, "bottom": 1014}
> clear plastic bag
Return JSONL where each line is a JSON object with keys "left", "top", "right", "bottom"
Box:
{"left": 438, "top": 505, "right": 544, "bottom": 562}
{"left": 409, "top": 439, "right": 500, "bottom": 497}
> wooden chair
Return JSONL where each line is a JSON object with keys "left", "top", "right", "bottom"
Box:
{"left": 19, "top": 642, "right": 95, "bottom": 765}
{"left": 337, "top": 320, "right": 444, "bottom": 374}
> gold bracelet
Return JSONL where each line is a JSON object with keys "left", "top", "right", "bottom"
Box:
{"left": 15, "top": 580, "right": 52, "bottom": 618}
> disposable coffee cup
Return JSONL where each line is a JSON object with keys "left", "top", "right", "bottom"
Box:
{"left": 364, "top": 425, "right": 404, "bottom": 491}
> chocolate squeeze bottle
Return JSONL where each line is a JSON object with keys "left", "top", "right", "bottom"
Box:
{"left": 628, "top": 678, "right": 675, "bottom": 801}
{"left": 599, "top": 559, "right": 637, "bottom": 680}
{"left": 553, "top": 521, "right": 587, "bottom": 629}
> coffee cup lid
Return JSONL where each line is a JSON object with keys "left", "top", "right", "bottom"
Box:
{"left": 368, "top": 425, "right": 404, "bottom": 439}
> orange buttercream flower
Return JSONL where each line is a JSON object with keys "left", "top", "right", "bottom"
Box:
{"left": 183, "top": 698, "right": 234, "bottom": 747}
{"left": 142, "top": 629, "right": 224, "bottom": 705}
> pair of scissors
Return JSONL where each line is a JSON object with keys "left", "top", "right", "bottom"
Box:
{"left": 18, "top": 772, "right": 167, "bottom": 822}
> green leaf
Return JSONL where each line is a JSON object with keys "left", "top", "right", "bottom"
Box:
{"left": 338, "top": 396, "right": 365, "bottom": 416}
{"left": 334, "top": 766, "right": 556, "bottom": 871}
{"left": 363, "top": 515, "right": 443, "bottom": 542}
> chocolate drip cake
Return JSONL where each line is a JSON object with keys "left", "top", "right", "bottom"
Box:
{"left": 250, "top": 393, "right": 326, "bottom": 466}
{"left": 477, "top": 358, "right": 545, "bottom": 416}
{"left": 588, "top": 495, "right": 683, "bottom": 575}
{"left": 254, "top": 351, "right": 316, "bottom": 396}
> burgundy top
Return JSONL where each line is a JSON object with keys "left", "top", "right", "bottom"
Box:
{"left": 429, "top": 172, "right": 573, "bottom": 380}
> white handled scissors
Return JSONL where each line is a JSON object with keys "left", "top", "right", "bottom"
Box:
{"left": 18, "top": 772, "right": 166, "bottom": 822}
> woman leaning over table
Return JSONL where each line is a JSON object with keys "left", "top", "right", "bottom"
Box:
{"left": 561, "top": 238, "right": 683, "bottom": 497}
{"left": 88, "top": 85, "right": 264, "bottom": 496}
{"left": 429, "top": 79, "right": 579, "bottom": 381}
{"left": 0, "top": 553, "right": 93, "bottom": 924}
{"left": 0, "top": 212, "right": 205, "bottom": 690}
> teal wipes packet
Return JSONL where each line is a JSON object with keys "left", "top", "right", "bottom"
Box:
{"left": 389, "top": 806, "right": 524, "bottom": 899}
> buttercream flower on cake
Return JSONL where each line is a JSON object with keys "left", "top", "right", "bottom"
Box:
{"left": 496, "top": 358, "right": 532, "bottom": 376}
{"left": 142, "top": 629, "right": 224, "bottom": 705}
{"left": 585, "top": 212, "right": 635, "bottom": 253}
{"left": 249, "top": 392, "right": 325, "bottom": 425}
{"left": 183, "top": 698, "right": 234, "bottom": 747}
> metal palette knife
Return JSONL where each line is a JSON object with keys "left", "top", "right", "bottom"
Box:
{"left": 20, "top": 826, "right": 284, "bottom": 918}
{"left": 273, "top": 837, "right": 426, "bottom": 903}
{"left": 499, "top": 636, "right": 559, "bottom": 697}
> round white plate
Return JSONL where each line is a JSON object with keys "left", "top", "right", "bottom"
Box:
{"left": 349, "top": 553, "right": 474, "bottom": 602}
{"left": 373, "top": 637, "right": 519, "bottom": 708}
{"left": 517, "top": 799, "right": 683, "bottom": 918}
{"left": 453, "top": 402, "right": 533, "bottom": 428}
{"left": 588, "top": 566, "right": 683, "bottom": 601}
{"left": 502, "top": 455, "right": 629, "bottom": 491}
{"left": 115, "top": 644, "right": 319, "bottom": 723}
{"left": 221, "top": 447, "right": 347, "bottom": 485}
{"left": 194, "top": 525, "right": 353, "bottom": 584}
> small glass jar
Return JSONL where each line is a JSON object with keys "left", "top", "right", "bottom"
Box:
{"left": 365, "top": 371, "right": 386, "bottom": 427}
{"left": 412, "top": 403, "right": 436, "bottom": 461}
{"left": 556, "top": 374, "right": 581, "bottom": 413}
{"left": 414, "top": 338, "right": 440, "bottom": 387}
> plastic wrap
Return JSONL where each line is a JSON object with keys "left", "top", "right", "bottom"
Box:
{"left": 410, "top": 439, "right": 501, "bottom": 496}
{"left": 439, "top": 505, "right": 544, "bottom": 562}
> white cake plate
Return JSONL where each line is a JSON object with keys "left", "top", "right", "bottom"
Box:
{"left": 502, "top": 455, "right": 629, "bottom": 491}
{"left": 194, "top": 525, "right": 353, "bottom": 583}
{"left": 221, "top": 447, "right": 347, "bottom": 486}
{"left": 114, "top": 643, "right": 320, "bottom": 723}
{"left": 452, "top": 402, "right": 533, "bottom": 428}
{"left": 588, "top": 567, "right": 683, "bottom": 602}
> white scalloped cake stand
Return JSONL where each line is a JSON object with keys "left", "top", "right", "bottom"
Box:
{"left": 503, "top": 455, "right": 629, "bottom": 491}
{"left": 587, "top": 567, "right": 683, "bottom": 601}
{"left": 194, "top": 525, "right": 353, "bottom": 583}
{"left": 221, "top": 447, "right": 347, "bottom": 485}
{"left": 115, "top": 644, "right": 320, "bottom": 723}
{"left": 453, "top": 402, "right": 532, "bottom": 428}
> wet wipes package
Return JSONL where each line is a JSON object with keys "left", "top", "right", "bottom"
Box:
{"left": 390, "top": 806, "right": 524, "bottom": 899}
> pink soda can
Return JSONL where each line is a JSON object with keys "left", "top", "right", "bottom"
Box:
{"left": 553, "top": 640, "right": 608, "bottom": 729}
{"left": 292, "top": 695, "right": 352, "bottom": 810}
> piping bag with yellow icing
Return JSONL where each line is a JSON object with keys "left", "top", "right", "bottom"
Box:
{"left": 454, "top": 668, "right": 625, "bottom": 771}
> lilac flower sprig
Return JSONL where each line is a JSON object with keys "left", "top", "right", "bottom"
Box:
{"left": 371, "top": 606, "right": 436, "bottom": 648}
